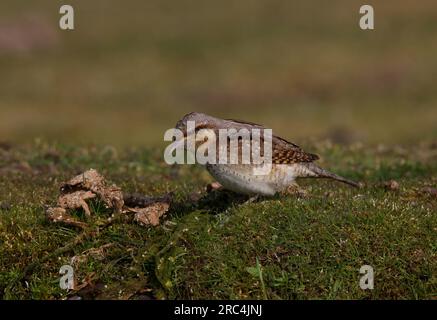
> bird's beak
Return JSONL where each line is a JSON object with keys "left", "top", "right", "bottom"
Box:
{"left": 172, "top": 121, "right": 196, "bottom": 151}
{"left": 171, "top": 127, "right": 197, "bottom": 147}
{"left": 172, "top": 134, "right": 187, "bottom": 150}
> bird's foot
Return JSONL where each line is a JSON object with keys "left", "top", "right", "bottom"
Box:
{"left": 206, "top": 181, "right": 223, "bottom": 193}
{"left": 279, "top": 185, "right": 308, "bottom": 198}
{"left": 243, "top": 194, "right": 266, "bottom": 205}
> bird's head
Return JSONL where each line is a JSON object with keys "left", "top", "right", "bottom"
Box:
{"left": 175, "top": 112, "right": 221, "bottom": 134}
{"left": 173, "top": 112, "right": 221, "bottom": 150}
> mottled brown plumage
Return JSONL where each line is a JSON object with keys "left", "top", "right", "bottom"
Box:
{"left": 177, "top": 113, "right": 319, "bottom": 164}
{"left": 227, "top": 119, "right": 319, "bottom": 163}
{"left": 174, "top": 112, "right": 359, "bottom": 195}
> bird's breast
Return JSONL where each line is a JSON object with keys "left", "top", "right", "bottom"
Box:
{"left": 206, "top": 164, "right": 298, "bottom": 196}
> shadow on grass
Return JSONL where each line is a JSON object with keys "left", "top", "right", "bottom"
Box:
{"left": 171, "top": 189, "right": 252, "bottom": 217}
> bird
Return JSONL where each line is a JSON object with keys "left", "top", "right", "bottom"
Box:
{"left": 173, "top": 112, "right": 360, "bottom": 196}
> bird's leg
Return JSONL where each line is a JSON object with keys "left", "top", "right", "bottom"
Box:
{"left": 280, "top": 184, "right": 308, "bottom": 198}
{"left": 206, "top": 181, "right": 223, "bottom": 193}
{"left": 243, "top": 194, "right": 266, "bottom": 204}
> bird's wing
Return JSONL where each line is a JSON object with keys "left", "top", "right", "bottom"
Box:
{"left": 225, "top": 118, "right": 266, "bottom": 128}
{"left": 224, "top": 119, "right": 319, "bottom": 164}
{"left": 270, "top": 135, "right": 319, "bottom": 163}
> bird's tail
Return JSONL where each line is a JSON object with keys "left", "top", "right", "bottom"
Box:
{"left": 307, "top": 163, "right": 361, "bottom": 188}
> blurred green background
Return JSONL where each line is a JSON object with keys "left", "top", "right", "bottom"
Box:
{"left": 0, "top": 0, "right": 436, "bottom": 146}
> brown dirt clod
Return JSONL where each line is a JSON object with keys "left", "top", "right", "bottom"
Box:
{"left": 47, "top": 169, "right": 171, "bottom": 228}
